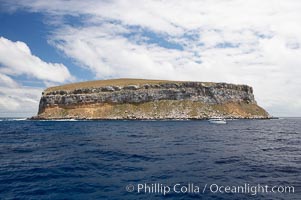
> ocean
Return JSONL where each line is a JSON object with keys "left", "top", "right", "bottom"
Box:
{"left": 0, "top": 118, "right": 300, "bottom": 200}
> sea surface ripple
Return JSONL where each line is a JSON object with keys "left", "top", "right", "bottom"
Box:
{"left": 0, "top": 118, "right": 300, "bottom": 199}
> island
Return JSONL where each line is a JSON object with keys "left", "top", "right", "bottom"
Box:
{"left": 33, "top": 78, "right": 270, "bottom": 120}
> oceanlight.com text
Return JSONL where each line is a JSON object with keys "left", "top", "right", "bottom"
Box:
{"left": 125, "top": 183, "right": 295, "bottom": 196}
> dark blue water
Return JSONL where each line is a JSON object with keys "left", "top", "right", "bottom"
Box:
{"left": 0, "top": 118, "right": 300, "bottom": 200}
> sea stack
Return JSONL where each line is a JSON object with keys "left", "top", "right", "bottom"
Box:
{"left": 34, "top": 78, "right": 270, "bottom": 120}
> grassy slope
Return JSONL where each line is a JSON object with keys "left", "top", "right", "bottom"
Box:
{"left": 45, "top": 78, "right": 216, "bottom": 93}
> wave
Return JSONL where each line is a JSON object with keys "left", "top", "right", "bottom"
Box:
{"left": 37, "top": 119, "right": 80, "bottom": 122}
{"left": 0, "top": 118, "right": 27, "bottom": 121}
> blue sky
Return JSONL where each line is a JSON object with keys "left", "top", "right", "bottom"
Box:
{"left": 0, "top": 11, "right": 94, "bottom": 86}
{"left": 0, "top": 0, "right": 301, "bottom": 117}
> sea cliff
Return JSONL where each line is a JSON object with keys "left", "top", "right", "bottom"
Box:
{"left": 34, "top": 79, "right": 269, "bottom": 119}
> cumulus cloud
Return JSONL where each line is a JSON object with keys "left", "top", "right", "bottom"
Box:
{"left": 1, "top": 0, "right": 301, "bottom": 116}
{"left": 0, "top": 37, "right": 73, "bottom": 117}
{"left": 0, "top": 37, "right": 72, "bottom": 83}
{"left": 0, "top": 72, "right": 42, "bottom": 116}
{"left": 0, "top": 73, "right": 19, "bottom": 88}
{"left": 0, "top": 85, "right": 42, "bottom": 115}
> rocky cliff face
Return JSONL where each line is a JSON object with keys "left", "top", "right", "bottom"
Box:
{"left": 35, "top": 79, "right": 269, "bottom": 119}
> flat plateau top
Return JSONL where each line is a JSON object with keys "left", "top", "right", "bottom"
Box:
{"left": 45, "top": 78, "right": 216, "bottom": 93}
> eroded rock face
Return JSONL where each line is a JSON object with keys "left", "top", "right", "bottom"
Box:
{"left": 35, "top": 80, "right": 269, "bottom": 119}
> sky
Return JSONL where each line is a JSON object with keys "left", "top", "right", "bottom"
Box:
{"left": 0, "top": 0, "right": 300, "bottom": 117}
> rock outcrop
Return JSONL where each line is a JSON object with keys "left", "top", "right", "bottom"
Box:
{"left": 34, "top": 79, "right": 270, "bottom": 119}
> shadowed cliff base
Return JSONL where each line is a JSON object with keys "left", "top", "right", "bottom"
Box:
{"left": 33, "top": 78, "right": 270, "bottom": 120}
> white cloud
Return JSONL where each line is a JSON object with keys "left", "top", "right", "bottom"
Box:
{"left": 0, "top": 86, "right": 42, "bottom": 113}
{"left": 1, "top": 0, "right": 301, "bottom": 116}
{"left": 0, "top": 37, "right": 72, "bottom": 83}
{"left": 0, "top": 37, "right": 73, "bottom": 117}
{"left": 0, "top": 73, "right": 19, "bottom": 88}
